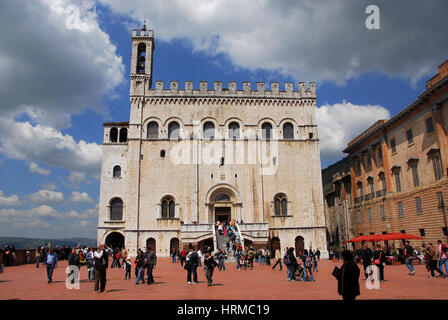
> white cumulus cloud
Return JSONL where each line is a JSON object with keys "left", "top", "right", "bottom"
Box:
{"left": 316, "top": 101, "right": 390, "bottom": 163}
{"left": 29, "top": 190, "right": 65, "bottom": 203}
{"left": 0, "top": 190, "right": 21, "bottom": 207}
{"left": 69, "top": 191, "right": 94, "bottom": 203}
{"left": 28, "top": 162, "right": 51, "bottom": 176}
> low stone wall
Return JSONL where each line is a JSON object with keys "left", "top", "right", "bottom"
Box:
{"left": 0, "top": 249, "right": 37, "bottom": 266}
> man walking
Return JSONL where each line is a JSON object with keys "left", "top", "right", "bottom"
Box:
{"left": 272, "top": 248, "right": 283, "bottom": 271}
{"left": 180, "top": 248, "right": 187, "bottom": 267}
{"left": 404, "top": 241, "right": 415, "bottom": 275}
{"left": 44, "top": 248, "right": 58, "bottom": 283}
{"left": 437, "top": 240, "right": 448, "bottom": 275}
{"left": 186, "top": 248, "right": 199, "bottom": 284}
{"left": 145, "top": 246, "right": 157, "bottom": 285}
{"left": 427, "top": 243, "right": 445, "bottom": 279}
{"left": 358, "top": 242, "right": 373, "bottom": 279}
{"left": 93, "top": 244, "right": 109, "bottom": 293}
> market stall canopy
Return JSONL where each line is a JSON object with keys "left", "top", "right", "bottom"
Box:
{"left": 342, "top": 232, "right": 423, "bottom": 244}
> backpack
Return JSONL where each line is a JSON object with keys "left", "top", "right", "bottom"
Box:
{"left": 442, "top": 244, "right": 448, "bottom": 254}
{"left": 305, "top": 255, "right": 312, "bottom": 267}
{"left": 284, "top": 255, "right": 291, "bottom": 266}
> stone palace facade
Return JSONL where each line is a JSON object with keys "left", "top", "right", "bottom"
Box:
{"left": 97, "top": 25, "right": 328, "bottom": 258}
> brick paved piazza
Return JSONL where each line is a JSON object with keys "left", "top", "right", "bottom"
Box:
{"left": 1, "top": 258, "right": 448, "bottom": 300}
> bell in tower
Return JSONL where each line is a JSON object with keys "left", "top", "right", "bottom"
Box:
{"left": 136, "top": 43, "right": 146, "bottom": 74}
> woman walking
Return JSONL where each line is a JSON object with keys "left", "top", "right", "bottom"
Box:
{"left": 135, "top": 249, "right": 146, "bottom": 284}
{"left": 372, "top": 244, "right": 387, "bottom": 281}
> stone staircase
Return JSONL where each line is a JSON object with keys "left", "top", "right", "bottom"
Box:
{"left": 215, "top": 226, "right": 237, "bottom": 262}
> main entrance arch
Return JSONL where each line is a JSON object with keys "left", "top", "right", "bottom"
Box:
{"left": 105, "top": 232, "right": 124, "bottom": 249}
{"left": 205, "top": 184, "right": 242, "bottom": 224}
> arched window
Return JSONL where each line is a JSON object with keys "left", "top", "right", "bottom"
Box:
{"left": 110, "top": 198, "right": 123, "bottom": 221}
{"left": 168, "top": 122, "right": 180, "bottom": 140}
{"left": 228, "top": 122, "right": 240, "bottom": 139}
{"left": 136, "top": 43, "right": 146, "bottom": 74}
{"left": 283, "top": 122, "right": 294, "bottom": 139}
{"left": 147, "top": 121, "right": 159, "bottom": 139}
{"left": 161, "top": 196, "right": 175, "bottom": 218}
{"left": 110, "top": 127, "right": 118, "bottom": 143}
{"left": 113, "top": 165, "right": 121, "bottom": 178}
{"left": 203, "top": 121, "right": 215, "bottom": 140}
{"left": 274, "top": 193, "right": 288, "bottom": 216}
{"left": 119, "top": 128, "right": 128, "bottom": 143}
{"left": 261, "top": 122, "right": 272, "bottom": 140}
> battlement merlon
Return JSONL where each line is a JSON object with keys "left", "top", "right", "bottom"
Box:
{"left": 132, "top": 29, "right": 155, "bottom": 39}
{"left": 143, "top": 81, "right": 316, "bottom": 99}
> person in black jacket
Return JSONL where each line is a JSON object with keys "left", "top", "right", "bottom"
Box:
{"left": 333, "top": 250, "right": 360, "bottom": 301}
{"left": 204, "top": 252, "right": 218, "bottom": 286}
{"left": 285, "top": 247, "right": 298, "bottom": 281}
{"left": 94, "top": 244, "right": 109, "bottom": 293}
{"left": 135, "top": 249, "right": 146, "bottom": 284}
{"left": 372, "top": 244, "right": 387, "bottom": 281}
{"left": 145, "top": 247, "right": 157, "bottom": 285}
{"left": 68, "top": 248, "right": 80, "bottom": 284}
{"left": 358, "top": 242, "right": 373, "bottom": 279}
{"left": 186, "top": 248, "right": 199, "bottom": 284}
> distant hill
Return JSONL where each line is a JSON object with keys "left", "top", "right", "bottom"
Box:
{"left": 0, "top": 237, "right": 97, "bottom": 249}
{"left": 321, "top": 157, "right": 350, "bottom": 195}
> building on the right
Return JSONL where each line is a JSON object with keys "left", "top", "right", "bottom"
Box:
{"left": 342, "top": 59, "right": 448, "bottom": 248}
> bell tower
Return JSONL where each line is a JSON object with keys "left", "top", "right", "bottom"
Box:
{"left": 130, "top": 21, "right": 155, "bottom": 96}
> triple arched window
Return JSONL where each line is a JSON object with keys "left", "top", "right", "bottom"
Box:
{"left": 110, "top": 198, "right": 123, "bottom": 221}
{"left": 274, "top": 193, "right": 288, "bottom": 216}
{"left": 161, "top": 196, "right": 175, "bottom": 218}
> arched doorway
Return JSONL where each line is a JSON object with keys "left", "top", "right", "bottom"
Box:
{"left": 105, "top": 232, "right": 124, "bottom": 250}
{"left": 199, "top": 238, "right": 214, "bottom": 252}
{"left": 244, "top": 239, "right": 253, "bottom": 249}
{"left": 146, "top": 238, "right": 156, "bottom": 252}
{"left": 170, "top": 238, "right": 179, "bottom": 253}
{"left": 270, "top": 237, "right": 280, "bottom": 253}
{"left": 295, "top": 236, "right": 304, "bottom": 256}
{"left": 206, "top": 184, "right": 242, "bottom": 224}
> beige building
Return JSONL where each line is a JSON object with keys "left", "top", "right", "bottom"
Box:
{"left": 325, "top": 59, "right": 448, "bottom": 249}
{"left": 97, "top": 25, "right": 328, "bottom": 258}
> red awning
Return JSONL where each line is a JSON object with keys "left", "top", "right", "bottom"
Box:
{"left": 342, "top": 232, "right": 422, "bottom": 244}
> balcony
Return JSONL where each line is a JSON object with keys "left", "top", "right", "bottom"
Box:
{"left": 364, "top": 193, "right": 375, "bottom": 201}
{"left": 376, "top": 190, "right": 386, "bottom": 197}
{"left": 354, "top": 196, "right": 363, "bottom": 204}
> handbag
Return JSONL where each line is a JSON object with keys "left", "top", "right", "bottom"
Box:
{"left": 331, "top": 266, "right": 341, "bottom": 279}
{"left": 374, "top": 252, "right": 382, "bottom": 265}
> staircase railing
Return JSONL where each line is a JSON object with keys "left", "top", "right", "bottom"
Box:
{"left": 235, "top": 221, "right": 244, "bottom": 249}
{"left": 212, "top": 224, "right": 218, "bottom": 254}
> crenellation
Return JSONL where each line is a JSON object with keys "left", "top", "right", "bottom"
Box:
{"left": 200, "top": 81, "right": 208, "bottom": 93}
{"left": 243, "top": 81, "right": 251, "bottom": 92}
{"left": 156, "top": 80, "right": 164, "bottom": 92}
{"left": 144, "top": 80, "right": 316, "bottom": 99}
{"left": 214, "top": 81, "right": 222, "bottom": 93}
{"left": 131, "top": 29, "right": 154, "bottom": 38}
{"left": 170, "top": 80, "right": 178, "bottom": 93}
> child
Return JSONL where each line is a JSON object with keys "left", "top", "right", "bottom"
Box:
{"left": 125, "top": 257, "right": 132, "bottom": 280}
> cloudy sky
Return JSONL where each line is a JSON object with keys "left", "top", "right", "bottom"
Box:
{"left": 0, "top": 0, "right": 447, "bottom": 239}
